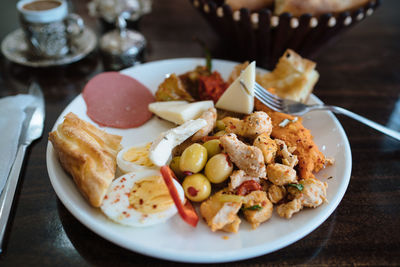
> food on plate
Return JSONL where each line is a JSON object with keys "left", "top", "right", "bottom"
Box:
{"left": 204, "top": 153, "right": 234, "bottom": 183}
{"left": 155, "top": 73, "right": 195, "bottom": 102}
{"left": 101, "top": 169, "right": 185, "bottom": 226}
{"left": 148, "top": 119, "right": 207, "bottom": 166}
{"left": 48, "top": 112, "right": 122, "bottom": 207}
{"left": 192, "top": 107, "right": 217, "bottom": 141}
{"left": 179, "top": 143, "right": 208, "bottom": 174}
{"left": 182, "top": 173, "right": 211, "bottom": 202}
{"left": 254, "top": 99, "right": 326, "bottom": 179}
{"left": 256, "top": 49, "right": 319, "bottom": 103}
{"left": 222, "top": 111, "right": 272, "bottom": 139}
{"left": 148, "top": 100, "right": 214, "bottom": 125}
{"left": 216, "top": 61, "right": 255, "bottom": 114}
{"left": 116, "top": 142, "right": 155, "bottom": 174}
{"left": 82, "top": 72, "right": 154, "bottom": 129}
{"left": 154, "top": 65, "right": 228, "bottom": 103}
{"left": 50, "top": 53, "right": 333, "bottom": 233}
{"left": 219, "top": 0, "right": 369, "bottom": 16}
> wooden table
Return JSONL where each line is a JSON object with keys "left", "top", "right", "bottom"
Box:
{"left": 0, "top": 0, "right": 399, "bottom": 265}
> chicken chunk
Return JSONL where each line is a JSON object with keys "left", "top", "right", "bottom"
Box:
{"left": 200, "top": 191, "right": 242, "bottom": 232}
{"left": 242, "top": 191, "right": 273, "bottom": 229}
{"left": 275, "top": 139, "right": 298, "bottom": 168}
{"left": 268, "top": 184, "right": 286, "bottom": 204}
{"left": 222, "top": 111, "right": 272, "bottom": 139}
{"left": 220, "top": 133, "right": 266, "bottom": 178}
{"left": 253, "top": 133, "right": 278, "bottom": 164}
{"left": 298, "top": 178, "right": 327, "bottom": 208}
{"left": 267, "top": 163, "right": 297, "bottom": 185}
{"left": 276, "top": 198, "right": 302, "bottom": 219}
{"left": 229, "top": 170, "right": 260, "bottom": 191}
{"left": 192, "top": 108, "right": 217, "bottom": 141}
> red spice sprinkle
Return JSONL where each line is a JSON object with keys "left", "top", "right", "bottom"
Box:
{"left": 224, "top": 153, "right": 232, "bottom": 167}
{"left": 125, "top": 192, "right": 130, "bottom": 197}
{"left": 125, "top": 213, "right": 130, "bottom": 218}
{"left": 188, "top": 186, "right": 199, "bottom": 197}
{"left": 139, "top": 198, "right": 144, "bottom": 205}
{"left": 230, "top": 125, "right": 236, "bottom": 129}
{"left": 104, "top": 195, "right": 108, "bottom": 200}
{"left": 120, "top": 177, "right": 126, "bottom": 182}
{"left": 122, "top": 211, "right": 127, "bottom": 214}
{"left": 152, "top": 204, "right": 157, "bottom": 209}
{"left": 112, "top": 198, "right": 120, "bottom": 204}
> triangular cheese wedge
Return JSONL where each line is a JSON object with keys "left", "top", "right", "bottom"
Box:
{"left": 149, "top": 100, "right": 214, "bottom": 125}
{"left": 216, "top": 61, "right": 255, "bottom": 114}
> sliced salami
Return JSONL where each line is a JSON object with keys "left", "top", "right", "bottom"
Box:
{"left": 83, "top": 72, "right": 154, "bottom": 129}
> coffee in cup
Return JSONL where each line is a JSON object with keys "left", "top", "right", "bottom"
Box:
{"left": 17, "top": 0, "right": 85, "bottom": 58}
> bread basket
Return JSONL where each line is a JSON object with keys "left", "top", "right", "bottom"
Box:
{"left": 190, "top": 0, "right": 381, "bottom": 69}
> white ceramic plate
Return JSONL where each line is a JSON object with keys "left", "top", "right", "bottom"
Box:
{"left": 46, "top": 58, "right": 352, "bottom": 263}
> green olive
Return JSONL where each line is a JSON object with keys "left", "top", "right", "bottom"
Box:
{"left": 203, "top": 139, "right": 222, "bottom": 159}
{"left": 179, "top": 143, "right": 208, "bottom": 173}
{"left": 204, "top": 153, "right": 233, "bottom": 183}
{"left": 214, "top": 130, "right": 226, "bottom": 137}
{"left": 169, "top": 156, "right": 184, "bottom": 179}
{"left": 215, "top": 120, "right": 226, "bottom": 131}
{"left": 182, "top": 173, "right": 211, "bottom": 202}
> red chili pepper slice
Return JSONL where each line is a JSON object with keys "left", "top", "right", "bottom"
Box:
{"left": 160, "top": 165, "right": 199, "bottom": 227}
{"left": 236, "top": 180, "right": 262, "bottom": 196}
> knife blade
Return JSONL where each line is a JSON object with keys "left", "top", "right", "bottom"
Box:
{"left": 0, "top": 83, "right": 45, "bottom": 253}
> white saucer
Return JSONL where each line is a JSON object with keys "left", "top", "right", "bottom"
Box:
{"left": 1, "top": 27, "right": 97, "bottom": 67}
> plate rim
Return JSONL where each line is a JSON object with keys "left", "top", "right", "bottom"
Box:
{"left": 46, "top": 57, "right": 352, "bottom": 263}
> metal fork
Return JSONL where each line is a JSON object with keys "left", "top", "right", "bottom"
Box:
{"left": 253, "top": 82, "right": 400, "bottom": 141}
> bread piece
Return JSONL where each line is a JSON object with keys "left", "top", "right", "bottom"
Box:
{"left": 275, "top": 0, "right": 370, "bottom": 16}
{"left": 225, "top": 0, "right": 274, "bottom": 11}
{"left": 49, "top": 112, "right": 122, "bottom": 207}
{"left": 257, "top": 49, "right": 319, "bottom": 103}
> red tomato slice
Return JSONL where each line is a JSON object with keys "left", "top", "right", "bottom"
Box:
{"left": 160, "top": 165, "right": 199, "bottom": 227}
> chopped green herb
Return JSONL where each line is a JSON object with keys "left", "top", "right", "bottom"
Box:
{"left": 241, "top": 204, "right": 263, "bottom": 211}
{"left": 288, "top": 183, "right": 304, "bottom": 191}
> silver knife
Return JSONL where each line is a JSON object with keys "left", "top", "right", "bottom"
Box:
{"left": 0, "top": 83, "right": 45, "bottom": 252}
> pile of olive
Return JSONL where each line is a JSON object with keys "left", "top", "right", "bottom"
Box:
{"left": 170, "top": 139, "right": 233, "bottom": 202}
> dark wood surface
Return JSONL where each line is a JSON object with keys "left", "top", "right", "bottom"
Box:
{"left": 0, "top": 0, "right": 399, "bottom": 266}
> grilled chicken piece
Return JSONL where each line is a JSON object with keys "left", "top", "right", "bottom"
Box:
{"left": 222, "top": 111, "right": 272, "bottom": 139}
{"left": 267, "top": 163, "right": 297, "bottom": 185}
{"left": 298, "top": 178, "right": 327, "bottom": 208}
{"left": 275, "top": 139, "right": 298, "bottom": 168}
{"left": 220, "top": 133, "right": 266, "bottom": 178}
{"left": 229, "top": 170, "right": 260, "bottom": 191}
{"left": 200, "top": 191, "right": 242, "bottom": 233}
{"left": 253, "top": 133, "right": 278, "bottom": 164}
{"left": 276, "top": 198, "right": 302, "bottom": 219}
{"left": 192, "top": 108, "right": 217, "bottom": 141}
{"left": 267, "top": 184, "right": 287, "bottom": 204}
{"left": 242, "top": 191, "right": 273, "bottom": 229}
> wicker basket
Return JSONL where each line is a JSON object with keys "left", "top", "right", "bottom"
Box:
{"left": 190, "top": 0, "right": 381, "bottom": 69}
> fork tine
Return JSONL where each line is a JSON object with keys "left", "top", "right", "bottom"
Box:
{"left": 254, "top": 90, "right": 283, "bottom": 112}
{"left": 255, "top": 82, "right": 283, "bottom": 102}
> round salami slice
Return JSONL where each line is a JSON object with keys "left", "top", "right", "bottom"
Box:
{"left": 83, "top": 72, "right": 154, "bottom": 129}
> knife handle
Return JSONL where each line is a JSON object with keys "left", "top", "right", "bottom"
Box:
{"left": 0, "top": 144, "right": 27, "bottom": 252}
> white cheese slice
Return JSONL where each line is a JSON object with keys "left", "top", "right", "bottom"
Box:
{"left": 149, "top": 118, "right": 207, "bottom": 166}
{"left": 149, "top": 100, "right": 214, "bottom": 125}
{"left": 216, "top": 61, "right": 255, "bottom": 114}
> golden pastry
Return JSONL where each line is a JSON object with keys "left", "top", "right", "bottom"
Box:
{"left": 257, "top": 49, "right": 319, "bottom": 103}
{"left": 49, "top": 112, "right": 122, "bottom": 207}
{"left": 275, "top": 0, "right": 370, "bottom": 16}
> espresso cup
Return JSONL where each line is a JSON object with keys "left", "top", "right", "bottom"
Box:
{"left": 17, "top": 0, "right": 85, "bottom": 58}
